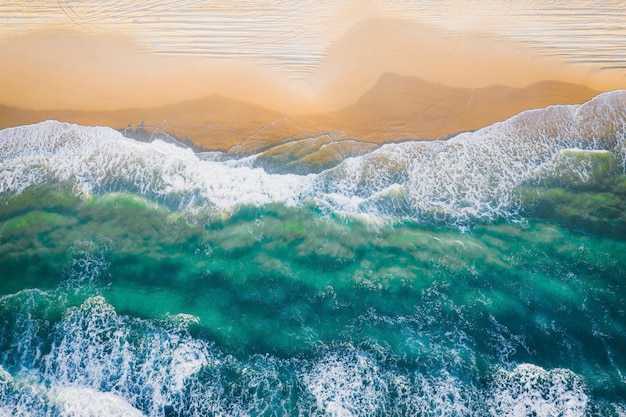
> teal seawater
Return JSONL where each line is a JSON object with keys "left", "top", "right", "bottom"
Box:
{"left": 0, "top": 91, "right": 625, "bottom": 415}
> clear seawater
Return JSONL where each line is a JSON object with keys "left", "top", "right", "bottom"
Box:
{"left": 0, "top": 91, "right": 625, "bottom": 416}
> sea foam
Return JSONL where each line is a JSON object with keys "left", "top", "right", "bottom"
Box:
{"left": 317, "top": 90, "right": 626, "bottom": 224}
{"left": 53, "top": 387, "right": 144, "bottom": 417}
{"left": 1, "top": 91, "right": 624, "bottom": 226}
{"left": 0, "top": 292, "right": 603, "bottom": 416}
{"left": 488, "top": 364, "right": 589, "bottom": 417}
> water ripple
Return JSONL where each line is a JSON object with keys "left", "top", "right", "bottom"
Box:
{"left": 0, "top": 0, "right": 624, "bottom": 78}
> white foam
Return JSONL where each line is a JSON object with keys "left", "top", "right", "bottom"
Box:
{"left": 42, "top": 296, "right": 219, "bottom": 417}
{"left": 389, "top": 371, "right": 479, "bottom": 416}
{"left": 321, "top": 91, "right": 625, "bottom": 223}
{"left": 0, "top": 121, "right": 118, "bottom": 159}
{"left": 301, "top": 350, "right": 388, "bottom": 416}
{"left": 0, "top": 365, "right": 59, "bottom": 417}
{"left": 1, "top": 91, "right": 624, "bottom": 225}
{"left": 0, "top": 368, "right": 145, "bottom": 417}
{"left": 299, "top": 347, "right": 487, "bottom": 416}
{"left": 53, "top": 386, "right": 145, "bottom": 417}
{"left": 0, "top": 292, "right": 611, "bottom": 417}
{"left": 1, "top": 292, "right": 296, "bottom": 417}
{"left": 0, "top": 121, "right": 313, "bottom": 213}
{"left": 488, "top": 363, "right": 589, "bottom": 417}
{"left": 405, "top": 92, "right": 624, "bottom": 223}
{"left": 0, "top": 366, "right": 11, "bottom": 383}
{"left": 614, "top": 402, "right": 626, "bottom": 417}
{"left": 0, "top": 289, "right": 58, "bottom": 373}
{"left": 537, "top": 149, "right": 618, "bottom": 186}
{"left": 63, "top": 240, "right": 111, "bottom": 291}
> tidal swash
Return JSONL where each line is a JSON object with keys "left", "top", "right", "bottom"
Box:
{"left": 1, "top": 91, "right": 625, "bottom": 416}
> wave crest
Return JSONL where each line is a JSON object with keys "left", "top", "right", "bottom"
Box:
{"left": 1, "top": 91, "right": 624, "bottom": 226}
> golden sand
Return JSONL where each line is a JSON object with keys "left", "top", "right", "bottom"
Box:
{"left": 0, "top": 75, "right": 599, "bottom": 152}
{"left": 0, "top": 18, "right": 622, "bottom": 113}
{"left": 0, "top": 17, "right": 621, "bottom": 152}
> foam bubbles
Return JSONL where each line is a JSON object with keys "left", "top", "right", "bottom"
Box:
{"left": 0, "top": 121, "right": 313, "bottom": 213}
{"left": 316, "top": 90, "right": 626, "bottom": 225}
{"left": 0, "top": 294, "right": 608, "bottom": 417}
{"left": 537, "top": 149, "right": 618, "bottom": 187}
{"left": 488, "top": 364, "right": 589, "bottom": 417}
{"left": 389, "top": 371, "right": 480, "bottom": 417}
{"left": 0, "top": 121, "right": 121, "bottom": 197}
{"left": 299, "top": 348, "right": 485, "bottom": 417}
{"left": 0, "top": 365, "right": 57, "bottom": 417}
{"left": 63, "top": 239, "right": 111, "bottom": 292}
{"left": 1, "top": 91, "right": 625, "bottom": 225}
{"left": 301, "top": 350, "right": 388, "bottom": 416}
{"left": 40, "top": 296, "right": 223, "bottom": 416}
{"left": 614, "top": 402, "right": 626, "bottom": 417}
{"left": 53, "top": 387, "right": 145, "bottom": 417}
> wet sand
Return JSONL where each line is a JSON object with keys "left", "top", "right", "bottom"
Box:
{"left": 0, "top": 75, "right": 599, "bottom": 152}
{"left": 0, "top": 17, "right": 620, "bottom": 151}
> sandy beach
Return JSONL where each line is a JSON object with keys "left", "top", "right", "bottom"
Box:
{"left": 2, "top": 4, "right": 626, "bottom": 415}
{"left": 0, "top": 17, "right": 622, "bottom": 152}
{"left": 0, "top": 75, "right": 600, "bottom": 153}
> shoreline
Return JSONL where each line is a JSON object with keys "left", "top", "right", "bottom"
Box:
{"left": 0, "top": 77, "right": 603, "bottom": 154}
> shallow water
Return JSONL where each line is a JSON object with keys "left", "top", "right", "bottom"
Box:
{"left": 1, "top": 91, "right": 625, "bottom": 415}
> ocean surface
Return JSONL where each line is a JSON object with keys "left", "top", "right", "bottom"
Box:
{"left": 1, "top": 91, "right": 625, "bottom": 416}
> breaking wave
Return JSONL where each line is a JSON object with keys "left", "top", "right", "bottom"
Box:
{"left": 0, "top": 293, "right": 603, "bottom": 417}
{"left": 1, "top": 91, "right": 625, "bottom": 227}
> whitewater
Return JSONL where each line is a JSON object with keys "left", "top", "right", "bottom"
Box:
{"left": 0, "top": 91, "right": 625, "bottom": 416}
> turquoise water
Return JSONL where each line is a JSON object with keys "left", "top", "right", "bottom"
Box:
{"left": 1, "top": 91, "right": 625, "bottom": 415}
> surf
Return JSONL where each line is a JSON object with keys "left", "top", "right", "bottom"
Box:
{"left": 1, "top": 90, "right": 625, "bottom": 416}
